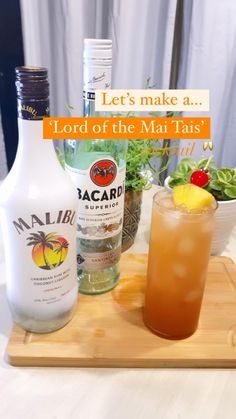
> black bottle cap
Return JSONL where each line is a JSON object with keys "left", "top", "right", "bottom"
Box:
{"left": 15, "top": 66, "right": 49, "bottom": 100}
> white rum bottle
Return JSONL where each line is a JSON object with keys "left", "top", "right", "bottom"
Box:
{"left": 64, "top": 39, "right": 127, "bottom": 295}
{"left": 0, "top": 67, "right": 78, "bottom": 332}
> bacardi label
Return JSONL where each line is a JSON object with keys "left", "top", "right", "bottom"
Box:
{"left": 65, "top": 158, "right": 125, "bottom": 240}
{"left": 77, "top": 247, "right": 121, "bottom": 272}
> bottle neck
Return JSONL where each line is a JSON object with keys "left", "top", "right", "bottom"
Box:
{"left": 15, "top": 96, "right": 55, "bottom": 163}
{"left": 17, "top": 97, "right": 49, "bottom": 120}
{"left": 15, "top": 119, "right": 58, "bottom": 174}
{"left": 83, "top": 60, "right": 112, "bottom": 117}
{"left": 12, "top": 68, "right": 59, "bottom": 175}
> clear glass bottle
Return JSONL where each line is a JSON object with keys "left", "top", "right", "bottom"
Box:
{"left": 0, "top": 66, "right": 78, "bottom": 332}
{"left": 64, "top": 39, "right": 127, "bottom": 295}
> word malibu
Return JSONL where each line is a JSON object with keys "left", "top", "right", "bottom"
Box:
{"left": 13, "top": 210, "right": 76, "bottom": 234}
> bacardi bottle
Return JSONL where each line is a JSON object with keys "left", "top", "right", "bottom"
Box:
{"left": 64, "top": 39, "right": 127, "bottom": 294}
{"left": 0, "top": 67, "right": 78, "bottom": 332}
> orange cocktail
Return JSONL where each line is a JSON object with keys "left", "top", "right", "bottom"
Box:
{"left": 143, "top": 189, "right": 216, "bottom": 339}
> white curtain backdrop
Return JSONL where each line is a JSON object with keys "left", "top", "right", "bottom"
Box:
{"left": 178, "top": 0, "right": 236, "bottom": 167}
{"left": 20, "top": 0, "right": 236, "bottom": 168}
{"left": 20, "top": 0, "right": 177, "bottom": 116}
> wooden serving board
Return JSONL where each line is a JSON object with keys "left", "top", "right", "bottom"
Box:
{"left": 6, "top": 254, "right": 236, "bottom": 368}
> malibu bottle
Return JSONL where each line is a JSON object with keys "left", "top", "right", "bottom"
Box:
{"left": 65, "top": 39, "right": 127, "bottom": 294}
{"left": 0, "top": 67, "right": 78, "bottom": 333}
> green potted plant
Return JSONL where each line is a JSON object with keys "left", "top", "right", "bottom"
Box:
{"left": 165, "top": 157, "right": 236, "bottom": 254}
{"left": 122, "top": 139, "right": 165, "bottom": 252}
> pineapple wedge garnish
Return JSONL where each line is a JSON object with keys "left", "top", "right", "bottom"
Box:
{"left": 173, "top": 184, "right": 214, "bottom": 211}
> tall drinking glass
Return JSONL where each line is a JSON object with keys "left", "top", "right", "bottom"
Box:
{"left": 143, "top": 190, "right": 217, "bottom": 339}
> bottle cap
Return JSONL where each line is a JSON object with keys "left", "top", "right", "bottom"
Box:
{"left": 83, "top": 39, "right": 112, "bottom": 60}
{"left": 15, "top": 66, "right": 49, "bottom": 99}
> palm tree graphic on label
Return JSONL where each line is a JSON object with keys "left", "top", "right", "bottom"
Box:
{"left": 27, "top": 231, "right": 69, "bottom": 270}
{"left": 54, "top": 240, "right": 69, "bottom": 265}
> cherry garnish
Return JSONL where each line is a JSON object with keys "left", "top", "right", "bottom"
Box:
{"left": 190, "top": 170, "right": 209, "bottom": 187}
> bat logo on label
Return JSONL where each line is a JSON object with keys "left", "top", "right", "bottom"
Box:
{"left": 90, "top": 159, "right": 117, "bottom": 187}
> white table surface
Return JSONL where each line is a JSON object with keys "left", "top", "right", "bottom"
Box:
{"left": 0, "top": 186, "right": 236, "bottom": 419}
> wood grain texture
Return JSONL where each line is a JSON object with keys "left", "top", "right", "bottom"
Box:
{"left": 6, "top": 254, "right": 236, "bottom": 368}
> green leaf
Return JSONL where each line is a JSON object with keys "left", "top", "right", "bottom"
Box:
{"left": 225, "top": 172, "right": 233, "bottom": 182}
{"left": 177, "top": 158, "right": 197, "bottom": 172}
{"left": 217, "top": 170, "right": 228, "bottom": 184}
{"left": 224, "top": 186, "right": 236, "bottom": 199}
{"left": 178, "top": 163, "right": 191, "bottom": 175}
{"left": 209, "top": 180, "right": 222, "bottom": 191}
{"left": 169, "top": 178, "right": 184, "bottom": 187}
{"left": 198, "top": 158, "right": 216, "bottom": 170}
{"left": 169, "top": 172, "right": 183, "bottom": 180}
{"left": 208, "top": 169, "right": 217, "bottom": 180}
{"left": 218, "top": 168, "right": 233, "bottom": 182}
